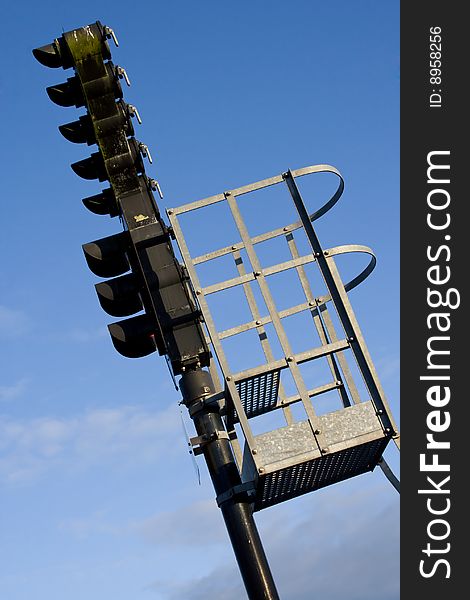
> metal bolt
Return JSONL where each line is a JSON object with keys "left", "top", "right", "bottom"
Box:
{"left": 196, "top": 289, "right": 202, "bottom": 295}
{"left": 376, "top": 409, "right": 384, "bottom": 415}
{"left": 287, "top": 356, "right": 294, "bottom": 362}
{"left": 314, "top": 429, "right": 321, "bottom": 435}
{"left": 336, "top": 380, "right": 342, "bottom": 386}
{"left": 321, "top": 447, "right": 329, "bottom": 454}
{"left": 167, "top": 209, "right": 173, "bottom": 215}
{"left": 252, "top": 449, "right": 257, "bottom": 455}
{"left": 315, "top": 298, "right": 322, "bottom": 304}
{"left": 258, "top": 467, "right": 265, "bottom": 474}
{"left": 315, "top": 252, "right": 321, "bottom": 257}
{"left": 254, "top": 271, "right": 261, "bottom": 277}
{"left": 349, "top": 336, "right": 355, "bottom": 342}
{"left": 226, "top": 376, "right": 232, "bottom": 382}
{"left": 385, "top": 427, "right": 391, "bottom": 433}
{"left": 255, "top": 320, "right": 261, "bottom": 325}
{"left": 308, "top": 300, "right": 315, "bottom": 307}
{"left": 232, "top": 245, "right": 237, "bottom": 250}
{"left": 324, "top": 250, "right": 329, "bottom": 256}
{"left": 283, "top": 226, "right": 289, "bottom": 232}
{"left": 225, "top": 191, "right": 232, "bottom": 196}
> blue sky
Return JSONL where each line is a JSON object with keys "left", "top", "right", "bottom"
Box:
{"left": 1, "top": 2, "right": 399, "bottom": 599}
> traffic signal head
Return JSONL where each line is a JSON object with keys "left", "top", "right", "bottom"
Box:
{"left": 35, "top": 21, "right": 210, "bottom": 373}
{"left": 59, "top": 114, "right": 95, "bottom": 145}
{"left": 71, "top": 150, "right": 107, "bottom": 181}
{"left": 82, "top": 233, "right": 129, "bottom": 278}
{"left": 82, "top": 187, "right": 119, "bottom": 217}
{"left": 46, "top": 76, "right": 84, "bottom": 108}
{"left": 71, "top": 138, "right": 146, "bottom": 181}
{"left": 32, "top": 21, "right": 112, "bottom": 69}
{"left": 59, "top": 101, "right": 137, "bottom": 145}
{"left": 95, "top": 273, "right": 143, "bottom": 317}
{"left": 32, "top": 38, "right": 72, "bottom": 69}
{"left": 82, "top": 231, "right": 166, "bottom": 359}
{"left": 108, "top": 314, "right": 162, "bottom": 358}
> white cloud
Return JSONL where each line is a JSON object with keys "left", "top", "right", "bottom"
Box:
{"left": 0, "top": 404, "right": 181, "bottom": 486}
{"left": 59, "top": 499, "right": 228, "bottom": 548}
{"left": 134, "top": 499, "right": 226, "bottom": 547}
{"left": 59, "top": 510, "right": 122, "bottom": 540}
{"left": 0, "top": 378, "right": 29, "bottom": 402}
{"left": 0, "top": 305, "right": 31, "bottom": 338}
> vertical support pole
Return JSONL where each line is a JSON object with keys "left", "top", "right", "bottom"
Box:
{"left": 283, "top": 170, "right": 398, "bottom": 437}
{"left": 179, "top": 369, "right": 280, "bottom": 600}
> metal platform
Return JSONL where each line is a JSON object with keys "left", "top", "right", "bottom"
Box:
{"left": 242, "top": 401, "right": 388, "bottom": 510}
{"left": 167, "top": 165, "right": 399, "bottom": 510}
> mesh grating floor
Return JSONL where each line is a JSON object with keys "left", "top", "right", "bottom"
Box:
{"left": 231, "top": 369, "right": 281, "bottom": 421}
{"left": 254, "top": 437, "right": 388, "bottom": 511}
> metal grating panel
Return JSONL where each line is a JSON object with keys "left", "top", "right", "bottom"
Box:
{"left": 231, "top": 370, "right": 281, "bottom": 421}
{"left": 255, "top": 437, "right": 387, "bottom": 511}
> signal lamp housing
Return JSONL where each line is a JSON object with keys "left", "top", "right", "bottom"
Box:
{"left": 82, "top": 187, "right": 119, "bottom": 217}
{"left": 95, "top": 273, "right": 143, "bottom": 317}
{"left": 82, "top": 233, "right": 129, "bottom": 278}
{"left": 108, "top": 314, "right": 163, "bottom": 358}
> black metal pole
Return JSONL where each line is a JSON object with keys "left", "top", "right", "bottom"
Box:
{"left": 180, "top": 369, "right": 280, "bottom": 600}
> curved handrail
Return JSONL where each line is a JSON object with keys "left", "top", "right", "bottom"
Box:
{"left": 322, "top": 244, "right": 376, "bottom": 296}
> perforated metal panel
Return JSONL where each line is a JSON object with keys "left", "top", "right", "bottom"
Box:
{"left": 257, "top": 438, "right": 388, "bottom": 510}
{"left": 232, "top": 369, "right": 281, "bottom": 421}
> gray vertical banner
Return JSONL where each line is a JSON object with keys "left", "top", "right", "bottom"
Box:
{"left": 401, "top": 2, "right": 466, "bottom": 598}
